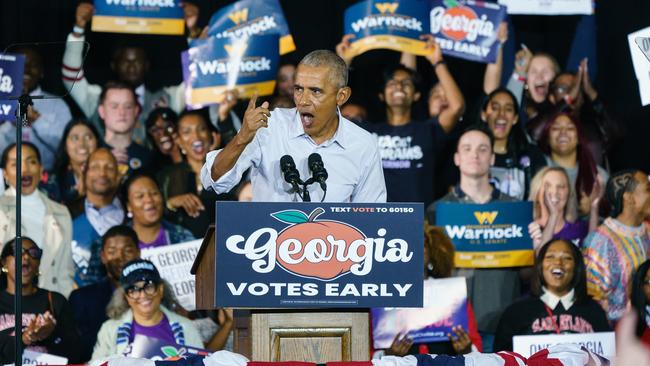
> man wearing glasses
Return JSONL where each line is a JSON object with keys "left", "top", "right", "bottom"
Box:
{"left": 357, "top": 41, "right": 464, "bottom": 207}
{"left": 584, "top": 169, "right": 650, "bottom": 323}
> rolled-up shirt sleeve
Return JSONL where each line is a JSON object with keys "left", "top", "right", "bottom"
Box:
{"left": 200, "top": 135, "right": 262, "bottom": 194}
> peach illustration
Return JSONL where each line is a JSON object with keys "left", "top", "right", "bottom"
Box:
{"left": 272, "top": 207, "right": 366, "bottom": 280}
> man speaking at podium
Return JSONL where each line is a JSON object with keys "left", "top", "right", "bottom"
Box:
{"left": 201, "top": 50, "right": 386, "bottom": 203}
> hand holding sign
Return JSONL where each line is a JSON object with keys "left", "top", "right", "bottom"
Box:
{"left": 335, "top": 34, "right": 356, "bottom": 66}
{"left": 385, "top": 332, "right": 413, "bottom": 356}
{"left": 421, "top": 34, "right": 444, "bottom": 65}
{"left": 449, "top": 325, "right": 472, "bottom": 354}
{"left": 218, "top": 89, "right": 239, "bottom": 121}
{"left": 239, "top": 93, "right": 270, "bottom": 144}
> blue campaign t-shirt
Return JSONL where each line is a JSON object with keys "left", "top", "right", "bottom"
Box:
{"left": 360, "top": 119, "right": 447, "bottom": 207}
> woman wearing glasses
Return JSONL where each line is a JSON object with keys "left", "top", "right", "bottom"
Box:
{"left": 0, "top": 237, "right": 80, "bottom": 364}
{"left": 92, "top": 259, "right": 202, "bottom": 361}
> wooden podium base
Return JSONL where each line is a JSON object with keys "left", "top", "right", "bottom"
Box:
{"left": 233, "top": 310, "right": 370, "bottom": 363}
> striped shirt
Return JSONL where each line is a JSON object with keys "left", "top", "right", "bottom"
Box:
{"left": 583, "top": 217, "right": 650, "bottom": 322}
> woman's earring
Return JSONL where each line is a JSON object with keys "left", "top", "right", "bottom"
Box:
{"left": 127, "top": 211, "right": 133, "bottom": 218}
{"left": 1, "top": 268, "right": 7, "bottom": 273}
{"left": 427, "top": 263, "right": 434, "bottom": 271}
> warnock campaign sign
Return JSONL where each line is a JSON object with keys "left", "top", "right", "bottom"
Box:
{"left": 513, "top": 332, "right": 615, "bottom": 359}
{"left": 215, "top": 202, "right": 423, "bottom": 308}
{"left": 436, "top": 201, "right": 533, "bottom": 268}
{"left": 181, "top": 34, "right": 278, "bottom": 108}
{"left": 141, "top": 239, "right": 201, "bottom": 311}
{"left": 0, "top": 53, "right": 24, "bottom": 122}
{"left": 92, "top": 0, "right": 185, "bottom": 35}
{"left": 206, "top": 0, "right": 295, "bottom": 55}
{"left": 371, "top": 277, "right": 468, "bottom": 349}
{"left": 343, "top": 0, "right": 431, "bottom": 58}
{"left": 429, "top": 0, "right": 507, "bottom": 64}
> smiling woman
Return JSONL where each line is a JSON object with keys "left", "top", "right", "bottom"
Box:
{"left": 0, "top": 237, "right": 80, "bottom": 364}
{"left": 50, "top": 119, "right": 100, "bottom": 204}
{"left": 91, "top": 259, "right": 203, "bottom": 362}
{"left": 122, "top": 172, "right": 195, "bottom": 249}
{"left": 492, "top": 239, "right": 610, "bottom": 351}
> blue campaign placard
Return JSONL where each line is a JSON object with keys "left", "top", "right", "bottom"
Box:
{"left": 181, "top": 34, "right": 279, "bottom": 107}
{"left": 92, "top": 0, "right": 185, "bottom": 35}
{"left": 371, "top": 277, "right": 468, "bottom": 348}
{"left": 436, "top": 201, "right": 533, "bottom": 268}
{"left": 215, "top": 202, "right": 424, "bottom": 308}
{"left": 429, "top": 0, "right": 507, "bottom": 63}
{"left": 206, "top": 0, "right": 295, "bottom": 55}
{"left": 343, "top": 0, "right": 430, "bottom": 57}
{"left": 0, "top": 53, "right": 25, "bottom": 122}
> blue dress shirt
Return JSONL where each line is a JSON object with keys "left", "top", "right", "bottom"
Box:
{"left": 201, "top": 107, "right": 386, "bottom": 203}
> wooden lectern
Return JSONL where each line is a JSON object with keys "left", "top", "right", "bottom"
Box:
{"left": 191, "top": 226, "right": 370, "bottom": 363}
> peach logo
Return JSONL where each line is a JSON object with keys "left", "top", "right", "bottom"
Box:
{"left": 430, "top": 4, "right": 495, "bottom": 42}
{"left": 272, "top": 208, "right": 366, "bottom": 280}
{"left": 225, "top": 207, "right": 413, "bottom": 281}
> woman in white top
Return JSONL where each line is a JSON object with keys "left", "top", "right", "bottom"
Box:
{"left": 0, "top": 142, "right": 74, "bottom": 297}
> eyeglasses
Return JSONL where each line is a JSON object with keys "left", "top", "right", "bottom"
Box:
{"left": 10, "top": 246, "right": 43, "bottom": 260}
{"left": 126, "top": 280, "right": 158, "bottom": 299}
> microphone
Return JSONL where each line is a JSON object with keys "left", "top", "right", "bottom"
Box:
{"left": 308, "top": 153, "right": 328, "bottom": 191}
{"left": 280, "top": 155, "right": 302, "bottom": 189}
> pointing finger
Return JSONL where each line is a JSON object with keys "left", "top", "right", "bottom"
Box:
{"left": 247, "top": 92, "right": 258, "bottom": 111}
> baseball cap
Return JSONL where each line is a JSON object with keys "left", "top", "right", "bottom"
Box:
{"left": 120, "top": 259, "right": 161, "bottom": 289}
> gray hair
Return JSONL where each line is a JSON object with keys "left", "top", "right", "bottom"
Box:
{"left": 106, "top": 280, "right": 178, "bottom": 319}
{"left": 299, "top": 50, "right": 348, "bottom": 89}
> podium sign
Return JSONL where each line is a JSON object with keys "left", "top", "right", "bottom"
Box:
{"left": 215, "top": 202, "right": 423, "bottom": 308}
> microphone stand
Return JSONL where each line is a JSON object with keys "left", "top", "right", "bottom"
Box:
{"left": 8, "top": 93, "right": 43, "bottom": 366}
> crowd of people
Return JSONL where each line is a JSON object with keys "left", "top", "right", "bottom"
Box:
{"left": 0, "top": 2, "right": 648, "bottom": 365}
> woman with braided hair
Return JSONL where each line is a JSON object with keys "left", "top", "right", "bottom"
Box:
{"left": 583, "top": 169, "right": 650, "bottom": 323}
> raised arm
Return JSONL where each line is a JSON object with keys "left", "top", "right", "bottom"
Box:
{"left": 206, "top": 95, "right": 269, "bottom": 182}
{"left": 400, "top": 52, "right": 416, "bottom": 70}
{"left": 506, "top": 45, "right": 533, "bottom": 105}
{"left": 422, "top": 35, "right": 464, "bottom": 133}
{"left": 483, "top": 22, "right": 508, "bottom": 95}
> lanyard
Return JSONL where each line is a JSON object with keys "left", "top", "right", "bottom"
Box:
{"left": 543, "top": 304, "right": 561, "bottom": 335}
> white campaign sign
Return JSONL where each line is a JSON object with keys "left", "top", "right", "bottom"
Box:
{"left": 513, "top": 331, "right": 615, "bottom": 359}
{"left": 22, "top": 349, "right": 68, "bottom": 365}
{"left": 498, "top": 0, "right": 592, "bottom": 15}
{"left": 627, "top": 28, "right": 650, "bottom": 106}
{"left": 141, "top": 239, "right": 202, "bottom": 311}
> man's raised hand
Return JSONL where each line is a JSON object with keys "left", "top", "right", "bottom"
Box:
{"left": 238, "top": 93, "right": 270, "bottom": 145}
